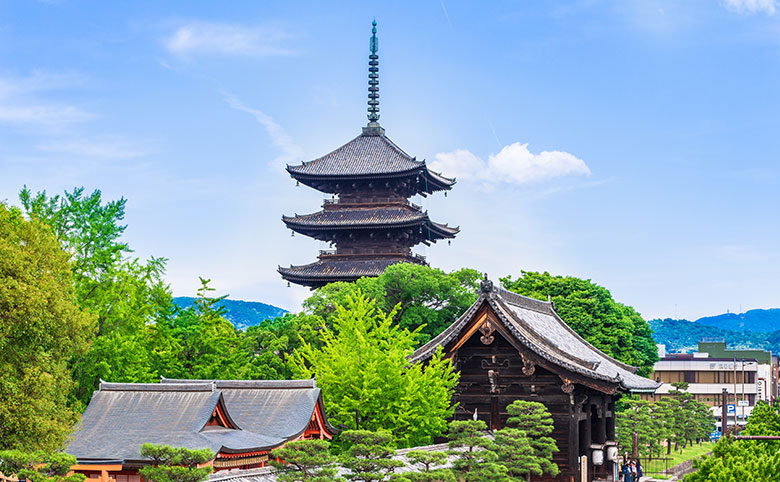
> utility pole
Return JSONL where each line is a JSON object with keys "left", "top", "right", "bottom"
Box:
{"left": 741, "top": 358, "right": 746, "bottom": 424}
{"left": 722, "top": 388, "right": 728, "bottom": 435}
{"left": 733, "top": 356, "right": 738, "bottom": 427}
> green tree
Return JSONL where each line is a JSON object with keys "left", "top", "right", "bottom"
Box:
{"left": 19, "top": 187, "right": 175, "bottom": 405}
{"left": 497, "top": 400, "right": 559, "bottom": 480}
{"left": 403, "top": 451, "right": 454, "bottom": 482}
{"left": 0, "top": 203, "right": 93, "bottom": 451}
{"left": 244, "top": 312, "right": 327, "bottom": 380}
{"left": 500, "top": 271, "right": 658, "bottom": 376}
{"left": 289, "top": 292, "right": 459, "bottom": 447}
{"left": 167, "top": 278, "right": 254, "bottom": 380}
{"left": 446, "top": 420, "right": 509, "bottom": 482}
{"left": 686, "top": 402, "right": 780, "bottom": 482}
{"left": 270, "top": 439, "right": 343, "bottom": 482}
{"left": 0, "top": 450, "right": 85, "bottom": 482}
{"left": 303, "top": 264, "right": 481, "bottom": 343}
{"left": 616, "top": 398, "right": 664, "bottom": 458}
{"left": 340, "top": 430, "right": 405, "bottom": 482}
{"left": 138, "top": 444, "right": 213, "bottom": 482}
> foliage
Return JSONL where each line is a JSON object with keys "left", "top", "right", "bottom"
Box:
{"left": 497, "top": 400, "right": 559, "bottom": 479}
{"left": 289, "top": 292, "right": 459, "bottom": 447}
{"left": 340, "top": 430, "right": 405, "bottom": 482}
{"left": 245, "top": 312, "right": 327, "bottom": 380}
{"left": 617, "top": 386, "right": 715, "bottom": 459}
{"left": 686, "top": 403, "right": 780, "bottom": 482}
{"left": 446, "top": 420, "right": 508, "bottom": 482}
{"left": 0, "top": 450, "right": 85, "bottom": 482}
{"left": 270, "top": 439, "right": 343, "bottom": 482}
{"left": 138, "top": 444, "right": 213, "bottom": 482}
{"left": 0, "top": 203, "right": 93, "bottom": 451}
{"left": 616, "top": 398, "right": 665, "bottom": 458}
{"left": 19, "top": 187, "right": 175, "bottom": 405}
{"left": 403, "top": 451, "right": 454, "bottom": 482}
{"left": 303, "top": 263, "right": 481, "bottom": 343}
{"left": 500, "top": 271, "right": 658, "bottom": 376}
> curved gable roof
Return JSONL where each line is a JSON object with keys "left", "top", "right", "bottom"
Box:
{"left": 411, "top": 283, "right": 659, "bottom": 393}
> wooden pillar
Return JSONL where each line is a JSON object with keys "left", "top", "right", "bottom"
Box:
{"left": 597, "top": 399, "right": 607, "bottom": 443}
{"left": 570, "top": 401, "right": 580, "bottom": 482}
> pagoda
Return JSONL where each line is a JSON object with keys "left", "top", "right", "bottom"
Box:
{"left": 279, "top": 21, "right": 458, "bottom": 288}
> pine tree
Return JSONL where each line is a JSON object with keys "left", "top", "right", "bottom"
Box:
{"left": 270, "top": 439, "right": 343, "bottom": 482}
{"left": 446, "top": 420, "right": 509, "bottom": 482}
{"left": 507, "top": 400, "right": 560, "bottom": 478}
{"left": 340, "top": 430, "right": 405, "bottom": 482}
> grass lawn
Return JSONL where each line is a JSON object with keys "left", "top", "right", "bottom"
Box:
{"left": 642, "top": 441, "right": 714, "bottom": 475}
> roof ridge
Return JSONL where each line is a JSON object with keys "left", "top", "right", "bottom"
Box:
{"left": 99, "top": 381, "right": 214, "bottom": 392}
{"left": 161, "top": 378, "right": 318, "bottom": 389}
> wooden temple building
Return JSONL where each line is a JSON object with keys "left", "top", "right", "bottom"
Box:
{"left": 279, "top": 21, "right": 458, "bottom": 288}
{"left": 67, "top": 379, "right": 334, "bottom": 482}
{"left": 411, "top": 278, "right": 659, "bottom": 482}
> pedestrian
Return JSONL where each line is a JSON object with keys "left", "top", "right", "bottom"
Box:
{"left": 629, "top": 460, "right": 638, "bottom": 481}
{"left": 636, "top": 458, "right": 644, "bottom": 479}
{"left": 621, "top": 460, "right": 632, "bottom": 482}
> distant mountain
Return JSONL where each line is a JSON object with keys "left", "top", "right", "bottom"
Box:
{"left": 694, "top": 309, "right": 780, "bottom": 333}
{"left": 173, "top": 297, "right": 288, "bottom": 330}
{"left": 650, "top": 310, "right": 780, "bottom": 356}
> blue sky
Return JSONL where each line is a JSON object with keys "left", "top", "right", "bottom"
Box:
{"left": 2, "top": 0, "right": 779, "bottom": 320}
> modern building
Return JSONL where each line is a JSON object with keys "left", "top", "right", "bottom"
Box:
{"left": 279, "top": 21, "right": 457, "bottom": 288}
{"left": 412, "top": 278, "right": 659, "bottom": 482}
{"left": 67, "top": 379, "right": 335, "bottom": 482}
{"left": 644, "top": 340, "right": 778, "bottom": 431}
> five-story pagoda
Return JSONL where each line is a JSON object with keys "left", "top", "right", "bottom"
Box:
{"left": 279, "top": 21, "right": 458, "bottom": 288}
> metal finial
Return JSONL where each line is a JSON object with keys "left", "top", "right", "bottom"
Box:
{"left": 367, "top": 19, "right": 380, "bottom": 126}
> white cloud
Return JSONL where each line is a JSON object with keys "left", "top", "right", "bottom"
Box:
{"left": 164, "top": 22, "right": 294, "bottom": 57}
{"left": 723, "top": 0, "right": 777, "bottom": 15}
{"left": 431, "top": 142, "right": 590, "bottom": 185}
{"left": 220, "top": 90, "right": 302, "bottom": 163}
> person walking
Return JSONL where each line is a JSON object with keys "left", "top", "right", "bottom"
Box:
{"left": 621, "top": 460, "right": 632, "bottom": 482}
{"left": 636, "top": 458, "right": 644, "bottom": 480}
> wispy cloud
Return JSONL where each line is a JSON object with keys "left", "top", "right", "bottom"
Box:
{"left": 0, "top": 71, "right": 94, "bottom": 127}
{"left": 220, "top": 90, "right": 302, "bottom": 164}
{"left": 36, "top": 137, "right": 148, "bottom": 159}
{"left": 430, "top": 142, "right": 590, "bottom": 185}
{"left": 723, "top": 0, "right": 777, "bottom": 15}
{"left": 164, "top": 21, "right": 295, "bottom": 57}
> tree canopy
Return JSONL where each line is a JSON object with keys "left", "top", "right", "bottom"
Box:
{"left": 289, "top": 292, "right": 459, "bottom": 447}
{"left": 500, "top": 271, "right": 658, "bottom": 375}
{"left": 0, "top": 203, "right": 93, "bottom": 451}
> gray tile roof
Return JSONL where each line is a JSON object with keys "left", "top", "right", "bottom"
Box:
{"left": 282, "top": 206, "right": 458, "bottom": 238}
{"left": 67, "top": 380, "right": 335, "bottom": 464}
{"left": 411, "top": 283, "right": 660, "bottom": 393}
{"left": 286, "top": 132, "right": 454, "bottom": 192}
{"left": 159, "top": 379, "right": 336, "bottom": 439}
{"left": 278, "top": 257, "right": 420, "bottom": 284}
{"left": 67, "top": 383, "right": 282, "bottom": 463}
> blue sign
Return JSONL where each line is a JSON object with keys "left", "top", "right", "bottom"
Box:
{"left": 727, "top": 404, "right": 736, "bottom": 415}
{"left": 710, "top": 431, "right": 721, "bottom": 441}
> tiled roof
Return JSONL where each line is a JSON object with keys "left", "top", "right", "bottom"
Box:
{"left": 279, "top": 258, "right": 421, "bottom": 284}
{"left": 284, "top": 206, "right": 425, "bottom": 227}
{"left": 286, "top": 132, "right": 454, "bottom": 191}
{"left": 411, "top": 283, "right": 660, "bottom": 393}
{"left": 282, "top": 206, "right": 458, "bottom": 238}
{"left": 67, "top": 379, "right": 334, "bottom": 463}
{"left": 67, "top": 384, "right": 280, "bottom": 463}
{"left": 159, "top": 379, "right": 336, "bottom": 439}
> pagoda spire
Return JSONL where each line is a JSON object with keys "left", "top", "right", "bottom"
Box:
{"left": 367, "top": 19, "right": 380, "bottom": 129}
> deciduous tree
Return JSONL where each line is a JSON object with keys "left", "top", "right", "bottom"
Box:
{"left": 289, "top": 292, "right": 458, "bottom": 447}
{"left": 0, "top": 203, "right": 93, "bottom": 451}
